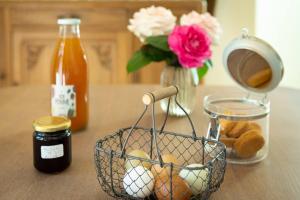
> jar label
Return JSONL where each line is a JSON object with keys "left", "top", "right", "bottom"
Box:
{"left": 41, "top": 144, "right": 64, "bottom": 159}
{"left": 51, "top": 84, "right": 76, "bottom": 118}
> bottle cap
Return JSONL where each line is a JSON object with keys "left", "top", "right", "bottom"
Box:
{"left": 57, "top": 18, "right": 81, "bottom": 25}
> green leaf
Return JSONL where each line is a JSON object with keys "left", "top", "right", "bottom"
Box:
{"left": 165, "top": 54, "right": 181, "bottom": 67}
{"left": 206, "top": 59, "right": 213, "bottom": 68}
{"left": 127, "top": 50, "right": 152, "bottom": 73}
{"left": 197, "top": 60, "right": 212, "bottom": 80}
{"left": 146, "top": 35, "right": 170, "bottom": 51}
{"left": 141, "top": 45, "right": 171, "bottom": 62}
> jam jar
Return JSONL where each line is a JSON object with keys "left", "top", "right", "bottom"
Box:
{"left": 33, "top": 116, "right": 72, "bottom": 173}
{"left": 204, "top": 29, "right": 284, "bottom": 164}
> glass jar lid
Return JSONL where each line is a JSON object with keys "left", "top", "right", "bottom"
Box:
{"left": 33, "top": 116, "right": 71, "bottom": 133}
{"left": 204, "top": 92, "right": 270, "bottom": 121}
{"left": 223, "top": 29, "right": 284, "bottom": 94}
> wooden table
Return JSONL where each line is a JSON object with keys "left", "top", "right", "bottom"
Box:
{"left": 0, "top": 85, "right": 299, "bottom": 200}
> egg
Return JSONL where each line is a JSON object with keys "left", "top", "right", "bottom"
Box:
{"left": 179, "top": 163, "right": 209, "bottom": 195}
{"left": 204, "top": 143, "right": 219, "bottom": 158}
{"left": 151, "top": 154, "right": 180, "bottom": 179}
{"left": 125, "top": 149, "right": 151, "bottom": 170}
{"left": 155, "top": 175, "right": 192, "bottom": 200}
{"left": 123, "top": 166, "right": 154, "bottom": 198}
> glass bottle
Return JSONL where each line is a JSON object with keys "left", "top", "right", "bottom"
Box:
{"left": 51, "top": 18, "right": 88, "bottom": 132}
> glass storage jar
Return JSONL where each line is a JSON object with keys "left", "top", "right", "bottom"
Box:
{"left": 204, "top": 92, "right": 270, "bottom": 164}
{"left": 204, "top": 29, "right": 284, "bottom": 164}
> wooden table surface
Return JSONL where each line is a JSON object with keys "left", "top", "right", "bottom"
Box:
{"left": 0, "top": 85, "right": 300, "bottom": 200}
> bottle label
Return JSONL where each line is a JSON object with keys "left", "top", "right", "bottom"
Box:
{"left": 41, "top": 144, "right": 64, "bottom": 159}
{"left": 51, "top": 84, "right": 76, "bottom": 118}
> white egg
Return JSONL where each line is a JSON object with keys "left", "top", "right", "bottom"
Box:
{"left": 204, "top": 143, "right": 218, "bottom": 157}
{"left": 123, "top": 166, "right": 154, "bottom": 198}
{"left": 179, "top": 163, "right": 209, "bottom": 195}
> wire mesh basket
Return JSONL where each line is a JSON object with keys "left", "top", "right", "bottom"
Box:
{"left": 94, "top": 86, "right": 226, "bottom": 200}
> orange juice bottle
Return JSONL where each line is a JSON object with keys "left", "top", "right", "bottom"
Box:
{"left": 51, "top": 18, "right": 88, "bottom": 132}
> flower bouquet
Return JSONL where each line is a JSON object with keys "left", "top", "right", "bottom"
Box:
{"left": 127, "top": 6, "right": 222, "bottom": 116}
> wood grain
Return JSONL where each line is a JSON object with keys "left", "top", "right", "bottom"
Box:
{"left": 0, "top": 85, "right": 299, "bottom": 200}
{"left": 0, "top": 6, "right": 5, "bottom": 86}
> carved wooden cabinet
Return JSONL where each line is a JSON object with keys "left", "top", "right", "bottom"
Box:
{"left": 0, "top": 1, "right": 203, "bottom": 86}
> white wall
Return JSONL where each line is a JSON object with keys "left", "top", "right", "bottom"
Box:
{"left": 255, "top": 0, "right": 300, "bottom": 89}
{"left": 205, "top": 0, "right": 255, "bottom": 86}
{"left": 205, "top": 0, "right": 300, "bottom": 89}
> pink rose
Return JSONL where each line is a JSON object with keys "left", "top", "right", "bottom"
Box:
{"left": 168, "top": 25, "right": 212, "bottom": 68}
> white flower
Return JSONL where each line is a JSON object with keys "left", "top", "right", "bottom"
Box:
{"left": 180, "top": 11, "right": 222, "bottom": 45}
{"left": 128, "top": 6, "right": 176, "bottom": 42}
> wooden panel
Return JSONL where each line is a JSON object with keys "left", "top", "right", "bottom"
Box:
{"left": 8, "top": 4, "right": 134, "bottom": 85}
{"left": 3, "top": 1, "right": 203, "bottom": 10}
{"left": 82, "top": 31, "right": 133, "bottom": 85}
{"left": 12, "top": 31, "right": 55, "bottom": 85}
{"left": 114, "top": 31, "right": 134, "bottom": 84}
{"left": 0, "top": 6, "right": 10, "bottom": 86}
{"left": 84, "top": 40, "right": 117, "bottom": 85}
{"left": 12, "top": 30, "right": 132, "bottom": 85}
{"left": 10, "top": 7, "right": 128, "bottom": 31}
{"left": 0, "top": 7, "right": 5, "bottom": 86}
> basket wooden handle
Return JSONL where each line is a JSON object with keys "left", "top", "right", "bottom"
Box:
{"left": 142, "top": 86, "right": 178, "bottom": 105}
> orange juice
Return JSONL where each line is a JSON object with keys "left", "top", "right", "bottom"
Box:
{"left": 51, "top": 18, "right": 88, "bottom": 132}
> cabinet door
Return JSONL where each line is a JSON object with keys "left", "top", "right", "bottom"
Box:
{"left": 12, "top": 29, "right": 132, "bottom": 85}
{"left": 82, "top": 31, "right": 133, "bottom": 85}
{"left": 0, "top": 6, "right": 9, "bottom": 86}
{"left": 10, "top": 6, "right": 133, "bottom": 85}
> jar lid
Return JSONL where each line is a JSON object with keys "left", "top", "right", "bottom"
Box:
{"left": 33, "top": 116, "right": 71, "bottom": 133}
{"left": 204, "top": 92, "right": 270, "bottom": 121}
{"left": 223, "top": 29, "right": 284, "bottom": 94}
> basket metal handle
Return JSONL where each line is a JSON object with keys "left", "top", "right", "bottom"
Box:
{"left": 206, "top": 114, "right": 221, "bottom": 142}
{"left": 142, "top": 86, "right": 178, "bottom": 105}
{"left": 120, "top": 85, "right": 197, "bottom": 167}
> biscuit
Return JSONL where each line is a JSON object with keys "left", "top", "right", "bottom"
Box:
{"left": 246, "top": 68, "right": 272, "bottom": 88}
{"left": 247, "top": 122, "right": 262, "bottom": 132}
{"left": 220, "top": 119, "right": 236, "bottom": 135}
{"left": 220, "top": 136, "right": 236, "bottom": 148}
{"left": 234, "top": 130, "right": 265, "bottom": 158}
{"left": 226, "top": 121, "right": 249, "bottom": 138}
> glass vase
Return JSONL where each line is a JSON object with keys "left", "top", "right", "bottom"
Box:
{"left": 160, "top": 65, "right": 198, "bottom": 117}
